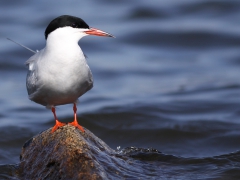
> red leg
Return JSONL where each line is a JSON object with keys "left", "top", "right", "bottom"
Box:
{"left": 51, "top": 106, "right": 66, "bottom": 133}
{"left": 69, "top": 103, "right": 85, "bottom": 132}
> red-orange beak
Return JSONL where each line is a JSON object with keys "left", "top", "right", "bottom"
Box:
{"left": 84, "top": 28, "right": 115, "bottom": 38}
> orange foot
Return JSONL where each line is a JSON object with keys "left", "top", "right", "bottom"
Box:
{"left": 69, "top": 119, "right": 85, "bottom": 132}
{"left": 51, "top": 120, "right": 66, "bottom": 133}
{"left": 69, "top": 103, "right": 85, "bottom": 133}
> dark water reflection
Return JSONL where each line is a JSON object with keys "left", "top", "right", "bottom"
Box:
{"left": 1, "top": 0, "right": 240, "bottom": 179}
{"left": 119, "top": 147, "right": 240, "bottom": 179}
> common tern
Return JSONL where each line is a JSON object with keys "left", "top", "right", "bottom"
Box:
{"left": 25, "top": 15, "right": 114, "bottom": 133}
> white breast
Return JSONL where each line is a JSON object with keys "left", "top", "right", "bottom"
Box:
{"left": 26, "top": 28, "right": 93, "bottom": 106}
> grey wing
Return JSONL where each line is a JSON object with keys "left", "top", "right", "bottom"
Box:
{"left": 26, "top": 69, "right": 38, "bottom": 96}
{"left": 86, "top": 66, "right": 94, "bottom": 91}
{"left": 25, "top": 52, "right": 40, "bottom": 97}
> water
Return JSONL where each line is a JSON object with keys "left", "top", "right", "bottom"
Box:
{"left": 1, "top": 0, "right": 240, "bottom": 179}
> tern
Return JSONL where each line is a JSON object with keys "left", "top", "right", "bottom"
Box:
{"left": 25, "top": 15, "right": 114, "bottom": 133}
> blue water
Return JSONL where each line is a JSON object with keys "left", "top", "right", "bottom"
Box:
{"left": 1, "top": 0, "right": 240, "bottom": 179}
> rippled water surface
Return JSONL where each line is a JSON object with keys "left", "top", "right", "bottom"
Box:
{"left": 1, "top": 0, "right": 240, "bottom": 179}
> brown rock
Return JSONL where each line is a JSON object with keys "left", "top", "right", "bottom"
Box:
{"left": 18, "top": 125, "right": 117, "bottom": 180}
{"left": 17, "top": 124, "right": 165, "bottom": 179}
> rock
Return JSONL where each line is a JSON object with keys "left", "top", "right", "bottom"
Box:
{"left": 17, "top": 125, "right": 165, "bottom": 179}
{"left": 18, "top": 125, "right": 116, "bottom": 180}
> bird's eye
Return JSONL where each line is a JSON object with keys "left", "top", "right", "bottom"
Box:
{"left": 71, "top": 23, "right": 78, "bottom": 28}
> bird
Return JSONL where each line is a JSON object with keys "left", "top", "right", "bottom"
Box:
{"left": 25, "top": 15, "right": 114, "bottom": 133}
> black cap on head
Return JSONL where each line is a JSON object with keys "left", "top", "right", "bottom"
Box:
{"left": 44, "top": 15, "right": 89, "bottom": 39}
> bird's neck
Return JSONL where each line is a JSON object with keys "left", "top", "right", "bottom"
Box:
{"left": 45, "top": 36, "right": 83, "bottom": 58}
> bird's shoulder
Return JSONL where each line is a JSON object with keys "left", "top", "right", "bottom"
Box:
{"left": 25, "top": 49, "right": 44, "bottom": 70}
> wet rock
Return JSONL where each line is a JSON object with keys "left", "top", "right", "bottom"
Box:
{"left": 17, "top": 125, "right": 165, "bottom": 179}
{"left": 18, "top": 125, "right": 116, "bottom": 180}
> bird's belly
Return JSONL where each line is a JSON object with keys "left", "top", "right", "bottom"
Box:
{"left": 29, "top": 69, "right": 93, "bottom": 106}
